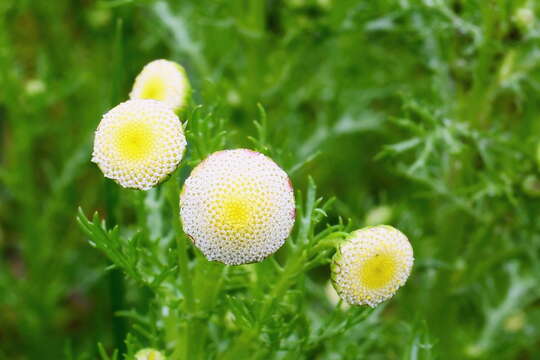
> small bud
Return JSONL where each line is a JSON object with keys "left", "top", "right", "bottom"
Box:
{"left": 135, "top": 348, "right": 166, "bottom": 360}
{"left": 24, "top": 79, "right": 46, "bottom": 96}
{"left": 226, "top": 89, "right": 241, "bottom": 106}
{"left": 86, "top": 7, "right": 112, "bottom": 28}
{"left": 514, "top": 7, "right": 535, "bottom": 29}
{"left": 364, "top": 205, "right": 393, "bottom": 226}
{"left": 465, "top": 344, "right": 484, "bottom": 358}
{"left": 522, "top": 174, "right": 540, "bottom": 197}
{"left": 224, "top": 311, "right": 238, "bottom": 330}
{"left": 504, "top": 311, "right": 525, "bottom": 332}
{"left": 317, "top": 0, "right": 332, "bottom": 10}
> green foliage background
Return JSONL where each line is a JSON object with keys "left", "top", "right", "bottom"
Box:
{"left": 1, "top": 0, "right": 540, "bottom": 359}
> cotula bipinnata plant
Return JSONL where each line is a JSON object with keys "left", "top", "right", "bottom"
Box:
{"left": 78, "top": 59, "right": 415, "bottom": 359}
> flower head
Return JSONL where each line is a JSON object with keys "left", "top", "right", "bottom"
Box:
{"left": 180, "top": 149, "right": 295, "bottom": 265}
{"left": 331, "top": 225, "right": 413, "bottom": 307}
{"left": 135, "top": 348, "right": 166, "bottom": 360}
{"left": 92, "top": 99, "right": 187, "bottom": 190}
{"left": 130, "top": 59, "right": 191, "bottom": 113}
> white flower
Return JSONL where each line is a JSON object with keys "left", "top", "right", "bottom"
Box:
{"left": 180, "top": 149, "right": 295, "bottom": 265}
{"left": 130, "top": 59, "right": 191, "bottom": 113}
{"left": 92, "top": 99, "right": 186, "bottom": 190}
{"left": 331, "top": 225, "right": 413, "bottom": 307}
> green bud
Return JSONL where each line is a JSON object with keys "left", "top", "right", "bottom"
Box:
{"left": 86, "top": 7, "right": 112, "bottom": 28}
{"left": 364, "top": 205, "right": 393, "bottom": 226}
{"left": 504, "top": 311, "right": 526, "bottom": 332}
{"left": 521, "top": 174, "right": 540, "bottom": 197}
{"left": 25, "top": 79, "right": 46, "bottom": 96}
{"left": 514, "top": 7, "right": 535, "bottom": 30}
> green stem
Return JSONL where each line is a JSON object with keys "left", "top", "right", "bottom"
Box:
{"left": 104, "top": 180, "right": 127, "bottom": 355}
{"left": 166, "top": 172, "right": 198, "bottom": 360}
{"left": 103, "top": 18, "right": 127, "bottom": 355}
{"left": 464, "top": 0, "right": 499, "bottom": 128}
{"left": 223, "top": 251, "right": 307, "bottom": 360}
{"left": 257, "top": 252, "right": 306, "bottom": 325}
{"left": 245, "top": 0, "right": 265, "bottom": 115}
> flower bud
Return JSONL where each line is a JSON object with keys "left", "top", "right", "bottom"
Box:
{"left": 364, "top": 205, "right": 393, "bottom": 226}
{"left": 504, "top": 311, "right": 525, "bottom": 332}
{"left": 25, "top": 79, "right": 46, "bottom": 96}
{"left": 521, "top": 174, "right": 540, "bottom": 197}
{"left": 514, "top": 7, "right": 535, "bottom": 30}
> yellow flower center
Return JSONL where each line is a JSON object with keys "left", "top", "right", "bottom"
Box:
{"left": 215, "top": 194, "right": 253, "bottom": 233}
{"left": 140, "top": 76, "right": 166, "bottom": 101}
{"left": 115, "top": 121, "right": 155, "bottom": 162}
{"left": 358, "top": 252, "right": 398, "bottom": 290}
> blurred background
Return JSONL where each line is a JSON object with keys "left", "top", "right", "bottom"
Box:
{"left": 1, "top": 0, "right": 540, "bottom": 358}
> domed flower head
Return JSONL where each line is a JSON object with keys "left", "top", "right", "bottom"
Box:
{"left": 331, "top": 225, "right": 413, "bottom": 307}
{"left": 135, "top": 348, "right": 166, "bottom": 360}
{"left": 130, "top": 59, "right": 191, "bottom": 113}
{"left": 180, "top": 149, "right": 295, "bottom": 265}
{"left": 92, "top": 99, "right": 187, "bottom": 190}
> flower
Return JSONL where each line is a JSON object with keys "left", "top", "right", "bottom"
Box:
{"left": 130, "top": 59, "right": 191, "bottom": 113}
{"left": 92, "top": 99, "right": 187, "bottom": 190}
{"left": 180, "top": 149, "right": 295, "bottom": 265}
{"left": 135, "top": 348, "right": 166, "bottom": 360}
{"left": 331, "top": 225, "right": 413, "bottom": 307}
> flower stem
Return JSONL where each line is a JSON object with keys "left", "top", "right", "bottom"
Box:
{"left": 223, "top": 250, "right": 308, "bottom": 359}
{"left": 104, "top": 179, "right": 127, "bottom": 356}
{"left": 258, "top": 251, "right": 307, "bottom": 325}
{"left": 166, "top": 171, "right": 199, "bottom": 360}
